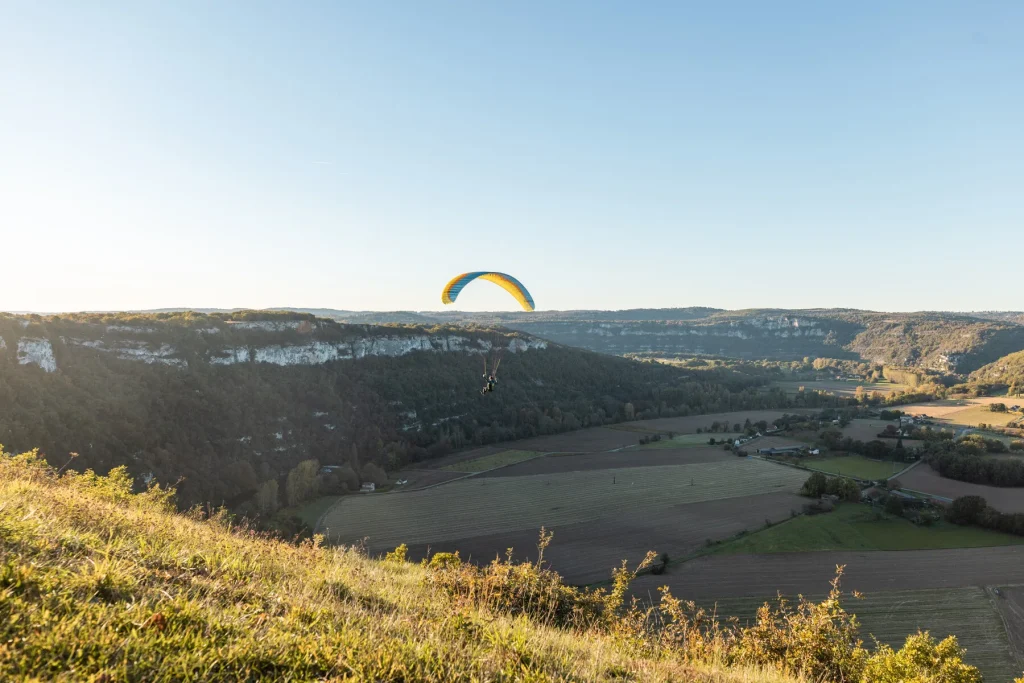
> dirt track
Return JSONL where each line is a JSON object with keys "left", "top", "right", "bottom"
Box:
{"left": 899, "top": 464, "right": 1024, "bottom": 513}
{"left": 631, "top": 546, "right": 1024, "bottom": 600}
{"left": 478, "top": 448, "right": 729, "bottom": 477}
{"left": 398, "top": 491, "right": 807, "bottom": 584}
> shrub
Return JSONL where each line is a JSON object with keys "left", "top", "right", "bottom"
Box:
{"left": 884, "top": 495, "right": 905, "bottom": 516}
{"left": 384, "top": 543, "right": 408, "bottom": 564}
{"left": 1010, "top": 440, "right": 1024, "bottom": 452}
{"left": 947, "top": 496, "right": 988, "bottom": 525}
{"left": 863, "top": 631, "right": 981, "bottom": 682}
{"left": 802, "top": 471, "right": 828, "bottom": 498}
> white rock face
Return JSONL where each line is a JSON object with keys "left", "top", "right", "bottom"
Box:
{"left": 70, "top": 339, "right": 187, "bottom": 367}
{"left": 210, "top": 347, "right": 250, "bottom": 365}
{"left": 17, "top": 338, "right": 57, "bottom": 372}
{"left": 509, "top": 338, "right": 547, "bottom": 352}
{"left": 245, "top": 335, "right": 540, "bottom": 367}
{"left": 0, "top": 336, "right": 6, "bottom": 350}
{"left": 254, "top": 341, "right": 341, "bottom": 365}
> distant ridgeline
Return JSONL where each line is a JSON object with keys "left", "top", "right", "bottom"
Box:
{"left": 0, "top": 311, "right": 795, "bottom": 511}
{"left": 289, "top": 308, "right": 1024, "bottom": 374}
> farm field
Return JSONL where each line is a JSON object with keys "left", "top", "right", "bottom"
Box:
{"left": 477, "top": 447, "right": 727, "bottom": 477}
{"left": 802, "top": 454, "right": 905, "bottom": 480}
{"left": 439, "top": 449, "right": 541, "bottom": 472}
{"left": 708, "top": 503, "right": 1024, "bottom": 554}
{"left": 641, "top": 432, "right": 742, "bottom": 449}
{"left": 401, "top": 491, "right": 807, "bottom": 584}
{"left": 775, "top": 380, "right": 906, "bottom": 397}
{"left": 899, "top": 463, "right": 1024, "bottom": 513}
{"left": 630, "top": 545, "right": 1024, "bottom": 601}
{"left": 899, "top": 397, "right": 1024, "bottom": 428}
{"left": 696, "top": 588, "right": 1019, "bottom": 683}
{"left": 320, "top": 458, "right": 808, "bottom": 550}
{"left": 993, "top": 586, "right": 1024, "bottom": 673}
{"left": 840, "top": 418, "right": 923, "bottom": 448}
{"left": 611, "top": 409, "right": 817, "bottom": 435}
{"left": 292, "top": 495, "right": 342, "bottom": 530}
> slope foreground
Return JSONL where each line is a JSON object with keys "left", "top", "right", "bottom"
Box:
{"left": 1, "top": 448, "right": 1008, "bottom": 682}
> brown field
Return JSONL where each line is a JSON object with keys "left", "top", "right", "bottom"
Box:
{"left": 693, "top": 587, "right": 1019, "bottom": 683}
{"left": 899, "top": 464, "right": 1024, "bottom": 513}
{"left": 993, "top": 586, "right": 1024, "bottom": 671}
{"left": 840, "top": 419, "right": 923, "bottom": 449}
{"left": 398, "top": 491, "right": 807, "bottom": 584}
{"left": 631, "top": 546, "right": 1024, "bottom": 601}
{"left": 478, "top": 447, "right": 730, "bottom": 477}
{"left": 511, "top": 427, "right": 643, "bottom": 452}
{"left": 899, "top": 397, "right": 1024, "bottom": 428}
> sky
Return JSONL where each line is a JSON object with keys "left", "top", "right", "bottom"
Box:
{"left": 2, "top": 1, "right": 1022, "bottom": 314}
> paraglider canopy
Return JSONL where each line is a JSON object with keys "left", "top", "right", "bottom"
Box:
{"left": 441, "top": 272, "right": 535, "bottom": 312}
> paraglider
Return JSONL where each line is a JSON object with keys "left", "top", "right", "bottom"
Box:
{"left": 481, "top": 356, "right": 499, "bottom": 396}
{"left": 441, "top": 272, "right": 535, "bottom": 312}
{"left": 441, "top": 271, "right": 534, "bottom": 396}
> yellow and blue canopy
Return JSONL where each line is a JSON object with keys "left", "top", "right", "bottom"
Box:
{"left": 441, "top": 272, "right": 535, "bottom": 312}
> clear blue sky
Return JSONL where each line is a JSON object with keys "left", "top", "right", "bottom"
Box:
{"left": 2, "top": 1, "right": 1022, "bottom": 313}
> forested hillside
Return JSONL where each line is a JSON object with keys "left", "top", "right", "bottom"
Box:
{"left": 0, "top": 312, "right": 791, "bottom": 512}
{"left": 970, "top": 350, "right": 1024, "bottom": 394}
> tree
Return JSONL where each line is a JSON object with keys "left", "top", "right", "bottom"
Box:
{"left": 802, "top": 472, "right": 828, "bottom": 498}
{"left": 947, "top": 496, "right": 988, "bottom": 525}
{"left": 285, "top": 459, "right": 320, "bottom": 507}
{"left": 990, "top": 403, "right": 1008, "bottom": 413}
{"left": 255, "top": 479, "right": 278, "bottom": 515}
{"left": 360, "top": 462, "right": 388, "bottom": 486}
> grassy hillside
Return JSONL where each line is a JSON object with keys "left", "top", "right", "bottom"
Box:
{"left": 0, "top": 448, "right": 996, "bottom": 682}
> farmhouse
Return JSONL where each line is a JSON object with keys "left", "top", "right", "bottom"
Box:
{"left": 360, "top": 482, "right": 376, "bottom": 493}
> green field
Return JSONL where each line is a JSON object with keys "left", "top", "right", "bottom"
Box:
{"left": 322, "top": 459, "right": 808, "bottom": 549}
{"left": 642, "top": 433, "right": 743, "bottom": 449}
{"left": 287, "top": 495, "right": 343, "bottom": 530}
{"left": 710, "top": 503, "right": 1024, "bottom": 555}
{"left": 805, "top": 455, "right": 903, "bottom": 480}
{"left": 440, "top": 449, "right": 541, "bottom": 472}
{"left": 701, "top": 588, "right": 1018, "bottom": 683}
